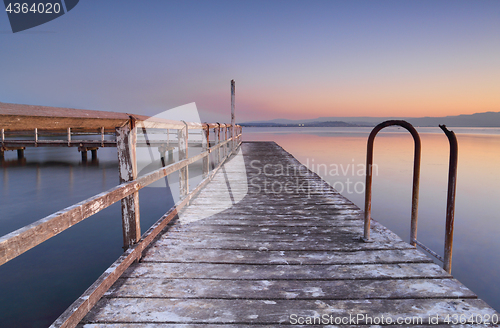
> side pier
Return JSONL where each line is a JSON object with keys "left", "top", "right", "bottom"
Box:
{"left": 76, "top": 142, "right": 498, "bottom": 326}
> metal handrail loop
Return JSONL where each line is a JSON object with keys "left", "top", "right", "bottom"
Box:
{"left": 362, "top": 120, "right": 421, "bottom": 244}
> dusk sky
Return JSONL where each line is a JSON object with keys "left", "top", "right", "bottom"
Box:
{"left": 1, "top": 0, "right": 499, "bottom": 123}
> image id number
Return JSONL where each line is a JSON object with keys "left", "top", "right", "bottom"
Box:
{"left": 6, "top": 2, "right": 61, "bottom": 14}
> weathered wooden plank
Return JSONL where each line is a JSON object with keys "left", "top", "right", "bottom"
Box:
{"left": 152, "top": 236, "right": 411, "bottom": 252}
{"left": 165, "top": 224, "right": 366, "bottom": 235}
{"left": 172, "top": 212, "right": 362, "bottom": 227}
{"left": 122, "top": 262, "right": 451, "bottom": 280}
{"left": 142, "top": 247, "right": 432, "bottom": 265}
{"left": 170, "top": 217, "right": 364, "bottom": 227}
{"left": 78, "top": 325, "right": 493, "bottom": 328}
{"left": 105, "top": 278, "right": 475, "bottom": 300}
{"left": 82, "top": 298, "right": 497, "bottom": 324}
{"left": 178, "top": 207, "right": 362, "bottom": 217}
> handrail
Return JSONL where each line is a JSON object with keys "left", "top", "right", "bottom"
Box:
{"left": 440, "top": 124, "right": 458, "bottom": 273}
{"left": 362, "top": 120, "right": 421, "bottom": 244}
{"left": 361, "top": 120, "right": 458, "bottom": 274}
{"left": 0, "top": 123, "right": 242, "bottom": 265}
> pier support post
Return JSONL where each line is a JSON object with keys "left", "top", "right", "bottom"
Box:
{"left": 178, "top": 122, "right": 189, "bottom": 198}
{"left": 116, "top": 118, "right": 141, "bottom": 250}
{"left": 81, "top": 150, "right": 87, "bottom": 162}
{"left": 91, "top": 149, "right": 98, "bottom": 161}
{"left": 17, "top": 148, "right": 25, "bottom": 159}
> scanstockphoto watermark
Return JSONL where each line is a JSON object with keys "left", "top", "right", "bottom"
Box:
{"left": 289, "top": 313, "right": 500, "bottom": 325}
{"left": 248, "top": 159, "right": 378, "bottom": 197}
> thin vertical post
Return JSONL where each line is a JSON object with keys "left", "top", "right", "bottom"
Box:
{"left": 158, "top": 145, "right": 167, "bottom": 166}
{"left": 202, "top": 125, "right": 209, "bottom": 178}
{"left": 178, "top": 122, "right": 189, "bottom": 198}
{"left": 116, "top": 118, "right": 141, "bottom": 249}
{"left": 225, "top": 125, "right": 228, "bottom": 158}
{"left": 67, "top": 128, "right": 71, "bottom": 147}
{"left": 215, "top": 123, "right": 221, "bottom": 164}
{"left": 100, "top": 127, "right": 105, "bottom": 147}
{"left": 1, "top": 129, "right": 4, "bottom": 159}
{"left": 34, "top": 128, "right": 38, "bottom": 146}
{"left": 231, "top": 80, "right": 235, "bottom": 151}
{"left": 440, "top": 125, "right": 458, "bottom": 274}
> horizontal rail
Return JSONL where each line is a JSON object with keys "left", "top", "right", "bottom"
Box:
{"left": 1, "top": 140, "right": 208, "bottom": 148}
{"left": 0, "top": 135, "right": 240, "bottom": 266}
{"left": 413, "top": 239, "right": 444, "bottom": 262}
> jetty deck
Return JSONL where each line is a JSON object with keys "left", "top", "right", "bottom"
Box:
{"left": 77, "top": 142, "right": 498, "bottom": 326}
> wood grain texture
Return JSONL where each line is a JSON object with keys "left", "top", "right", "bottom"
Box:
{"left": 77, "top": 142, "right": 498, "bottom": 326}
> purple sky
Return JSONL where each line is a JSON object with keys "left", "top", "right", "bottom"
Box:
{"left": 1, "top": 0, "right": 499, "bottom": 123}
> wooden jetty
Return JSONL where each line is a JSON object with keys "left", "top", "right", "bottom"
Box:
{"left": 1, "top": 91, "right": 498, "bottom": 326}
{"left": 71, "top": 142, "right": 498, "bottom": 327}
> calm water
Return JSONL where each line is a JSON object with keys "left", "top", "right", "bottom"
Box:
{"left": 1, "top": 126, "right": 499, "bottom": 326}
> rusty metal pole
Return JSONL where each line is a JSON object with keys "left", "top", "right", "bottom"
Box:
{"left": 231, "top": 80, "right": 235, "bottom": 152}
{"left": 116, "top": 118, "right": 141, "bottom": 249}
{"left": 440, "top": 125, "right": 458, "bottom": 274}
{"left": 362, "top": 120, "right": 421, "bottom": 244}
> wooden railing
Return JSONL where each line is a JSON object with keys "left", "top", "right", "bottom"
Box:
{"left": 0, "top": 117, "right": 242, "bottom": 328}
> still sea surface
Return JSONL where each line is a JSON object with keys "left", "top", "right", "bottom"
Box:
{"left": 1, "top": 126, "right": 500, "bottom": 327}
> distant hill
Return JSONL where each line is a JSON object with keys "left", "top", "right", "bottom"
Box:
{"left": 240, "top": 121, "right": 369, "bottom": 128}
{"left": 243, "top": 111, "right": 500, "bottom": 127}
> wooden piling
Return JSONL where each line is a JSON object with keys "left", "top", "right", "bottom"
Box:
{"left": 17, "top": 148, "right": 24, "bottom": 159}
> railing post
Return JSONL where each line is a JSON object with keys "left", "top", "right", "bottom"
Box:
{"left": 100, "top": 127, "right": 105, "bottom": 147}
{"left": 116, "top": 118, "right": 141, "bottom": 249}
{"left": 178, "top": 122, "right": 189, "bottom": 198}
{"left": 202, "top": 124, "right": 209, "bottom": 179}
{"left": 231, "top": 79, "right": 235, "bottom": 152}
{"left": 440, "top": 125, "right": 458, "bottom": 274}
{"left": 224, "top": 125, "right": 228, "bottom": 158}
{"left": 1, "top": 129, "right": 4, "bottom": 160}
{"left": 215, "top": 123, "right": 221, "bottom": 164}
